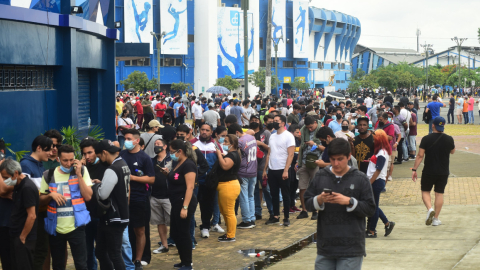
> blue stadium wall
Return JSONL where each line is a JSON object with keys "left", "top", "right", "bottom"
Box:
{"left": 0, "top": 1, "right": 118, "bottom": 152}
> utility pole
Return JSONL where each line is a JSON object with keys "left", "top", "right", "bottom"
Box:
{"left": 241, "top": 0, "right": 249, "bottom": 99}
{"left": 416, "top": 29, "right": 421, "bottom": 53}
{"left": 451, "top": 37, "right": 467, "bottom": 90}
{"left": 151, "top": 31, "right": 166, "bottom": 93}
{"left": 265, "top": 0, "right": 273, "bottom": 96}
{"left": 420, "top": 43, "right": 433, "bottom": 98}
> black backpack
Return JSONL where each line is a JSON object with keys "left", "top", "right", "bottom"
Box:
{"left": 422, "top": 106, "right": 432, "bottom": 123}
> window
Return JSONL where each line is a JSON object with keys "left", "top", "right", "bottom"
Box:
{"left": 175, "top": 59, "right": 182, "bottom": 66}
{"left": 318, "top": 62, "right": 324, "bottom": 69}
{"left": 331, "top": 62, "right": 336, "bottom": 69}
{"left": 0, "top": 65, "right": 54, "bottom": 91}
{"left": 188, "top": 35, "right": 194, "bottom": 43}
{"left": 259, "top": 37, "right": 264, "bottom": 50}
{"left": 297, "top": 61, "right": 306, "bottom": 66}
{"left": 283, "top": 61, "right": 294, "bottom": 68}
{"left": 336, "top": 80, "right": 340, "bottom": 84}
{"left": 272, "top": 59, "right": 276, "bottom": 67}
{"left": 260, "top": 60, "right": 266, "bottom": 67}
{"left": 163, "top": 58, "right": 183, "bottom": 67}
{"left": 124, "top": 59, "right": 150, "bottom": 66}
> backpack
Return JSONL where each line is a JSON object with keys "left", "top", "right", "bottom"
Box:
{"left": 178, "top": 104, "right": 186, "bottom": 117}
{"left": 422, "top": 106, "right": 432, "bottom": 123}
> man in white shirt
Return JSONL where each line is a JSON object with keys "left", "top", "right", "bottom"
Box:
{"left": 191, "top": 100, "right": 204, "bottom": 135}
{"left": 225, "top": 100, "right": 233, "bottom": 116}
{"left": 242, "top": 100, "right": 256, "bottom": 127}
{"left": 263, "top": 115, "right": 295, "bottom": 227}
{"left": 364, "top": 95, "right": 373, "bottom": 111}
{"left": 201, "top": 104, "right": 221, "bottom": 129}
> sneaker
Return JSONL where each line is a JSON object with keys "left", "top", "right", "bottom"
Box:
{"left": 211, "top": 224, "right": 225, "bottom": 233}
{"left": 237, "top": 221, "right": 254, "bottom": 229}
{"left": 384, "top": 221, "right": 395, "bottom": 236}
{"left": 296, "top": 211, "right": 309, "bottom": 219}
{"left": 432, "top": 218, "right": 442, "bottom": 226}
{"left": 255, "top": 214, "right": 263, "bottom": 220}
{"left": 311, "top": 211, "right": 318, "bottom": 220}
{"left": 250, "top": 221, "right": 256, "bottom": 228}
{"left": 153, "top": 245, "right": 169, "bottom": 254}
{"left": 381, "top": 187, "right": 386, "bottom": 193}
{"left": 388, "top": 176, "right": 393, "bottom": 181}
{"left": 158, "top": 238, "right": 176, "bottom": 247}
{"left": 403, "top": 158, "right": 409, "bottom": 162}
{"left": 262, "top": 202, "right": 267, "bottom": 207}
{"left": 218, "top": 234, "right": 236, "bottom": 242}
{"left": 192, "top": 242, "right": 195, "bottom": 250}
{"left": 292, "top": 206, "right": 302, "bottom": 213}
{"left": 289, "top": 208, "right": 295, "bottom": 214}
{"left": 174, "top": 262, "right": 184, "bottom": 268}
{"left": 178, "top": 266, "right": 193, "bottom": 270}
{"left": 265, "top": 216, "right": 280, "bottom": 225}
{"left": 134, "top": 260, "right": 143, "bottom": 270}
{"left": 283, "top": 219, "right": 290, "bottom": 227}
{"left": 365, "top": 231, "right": 377, "bottom": 238}
{"left": 141, "top": 261, "right": 148, "bottom": 266}
{"left": 200, "top": 228, "right": 210, "bottom": 238}
{"left": 425, "top": 208, "right": 435, "bottom": 226}
{"left": 393, "top": 161, "right": 402, "bottom": 165}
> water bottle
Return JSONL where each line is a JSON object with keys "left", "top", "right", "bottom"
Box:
{"left": 87, "top": 117, "right": 91, "bottom": 128}
{"left": 135, "top": 169, "right": 144, "bottom": 177}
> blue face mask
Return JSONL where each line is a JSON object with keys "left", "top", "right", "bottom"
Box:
{"left": 124, "top": 141, "right": 135, "bottom": 150}
{"left": 170, "top": 152, "right": 179, "bottom": 161}
{"left": 219, "top": 137, "right": 225, "bottom": 143}
{"left": 60, "top": 165, "right": 73, "bottom": 173}
{"left": 94, "top": 157, "right": 99, "bottom": 164}
{"left": 223, "top": 145, "right": 230, "bottom": 151}
{"left": 331, "top": 115, "right": 337, "bottom": 121}
{"left": 388, "top": 117, "right": 392, "bottom": 122}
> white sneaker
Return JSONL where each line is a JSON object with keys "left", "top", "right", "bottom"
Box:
{"left": 210, "top": 224, "right": 225, "bottom": 233}
{"left": 201, "top": 228, "right": 210, "bottom": 238}
{"left": 153, "top": 245, "right": 169, "bottom": 254}
{"left": 388, "top": 176, "right": 393, "bottom": 181}
{"left": 425, "top": 208, "right": 435, "bottom": 226}
{"left": 141, "top": 261, "right": 148, "bottom": 266}
{"left": 432, "top": 218, "right": 442, "bottom": 226}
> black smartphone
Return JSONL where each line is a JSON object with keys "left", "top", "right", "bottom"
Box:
{"left": 323, "top": 188, "right": 332, "bottom": 194}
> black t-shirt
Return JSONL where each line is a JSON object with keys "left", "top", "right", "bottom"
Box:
{"left": 218, "top": 152, "right": 241, "bottom": 182}
{"left": 400, "top": 97, "right": 409, "bottom": 107}
{"left": 449, "top": 98, "right": 455, "bottom": 110}
{"left": 419, "top": 133, "right": 455, "bottom": 175}
{"left": 353, "top": 135, "right": 374, "bottom": 174}
{"left": 168, "top": 159, "right": 197, "bottom": 200}
{"left": 120, "top": 150, "right": 155, "bottom": 202}
{"left": 157, "top": 124, "right": 176, "bottom": 144}
{"left": 151, "top": 157, "right": 169, "bottom": 199}
{"left": 384, "top": 96, "right": 394, "bottom": 104}
{"left": 9, "top": 176, "right": 39, "bottom": 240}
{"left": 86, "top": 161, "right": 108, "bottom": 181}
{"left": 356, "top": 97, "right": 364, "bottom": 105}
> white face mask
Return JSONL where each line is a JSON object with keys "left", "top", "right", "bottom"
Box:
{"left": 4, "top": 177, "right": 17, "bottom": 186}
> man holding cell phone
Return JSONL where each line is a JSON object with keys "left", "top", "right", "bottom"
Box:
{"left": 304, "top": 138, "right": 375, "bottom": 270}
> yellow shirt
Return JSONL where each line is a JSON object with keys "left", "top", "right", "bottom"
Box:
{"left": 40, "top": 168, "right": 92, "bottom": 234}
{"left": 116, "top": 101, "right": 124, "bottom": 115}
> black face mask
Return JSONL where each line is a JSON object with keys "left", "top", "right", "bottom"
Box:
{"left": 249, "top": 122, "right": 259, "bottom": 130}
{"left": 200, "top": 135, "right": 211, "bottom": 142}
{"left": 273, "top": 122, "right": 281, "bottom": 130}
{"left": 154, "top": 146, "right": 163, "bottom": 155}
{"left": 336, "top": 114, "right": 343, "bottom": 120}
{"left": 177, "top": 136, "right": 185, "bottom": 141}
{"left": 321, "top": 140, "right": 328, "bottom": 147}
{"left": 342, "top": 126, "right": 349, "bottom": 131}
{"left": 378, "top": 122, "right": 385, "bottom": 127}
{"left": 101, "top": 160, "right": 110, "bottom": 167}
{"left": 266, "top": 123, "right": 274, "bottom": 130}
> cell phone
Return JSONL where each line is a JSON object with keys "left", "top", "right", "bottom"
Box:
{"left": 323, "top": 188, "right": 332, "bottom": 194}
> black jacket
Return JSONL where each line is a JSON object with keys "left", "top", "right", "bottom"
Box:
{"left": 304, "top": 166, "right": 375, "bottom": 257}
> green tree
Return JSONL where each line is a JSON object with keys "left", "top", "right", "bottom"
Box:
{"left": 289, "top": 77, "right": 310, "bottom": 90}
{"left": 360, "top": 73, "right": 379, "bottom": 89}
{"left": 120, "top": 71, "right": 152, "bottom": 92}
{"left": 248, "top": 69, "right": 281, "bottom": 91}
{"left": 375, "top": 67, "right": 397, "bottom": 90}
{"left": 352, "top": 68, "right": 366, "bottom": 81}
{"left": 146, "top": 78, "right": 159, "bottom": 91}
{"left": 171, "top": 82, "right": 193, "bottom": 93}
{"left": 427, "top": 68, "right": 447, "bottom": 87}
{"left": 214, "top": 75, "right": 240, "bottom": 91}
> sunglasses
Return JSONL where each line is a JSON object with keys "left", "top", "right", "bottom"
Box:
{"left": 52, "top": 144, "right": 62, "bottom": 149}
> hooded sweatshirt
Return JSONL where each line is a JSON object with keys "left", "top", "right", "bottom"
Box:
{"left": 304, "top": 166, "right": 375, "bottom": 257}
{"left": 20, "top": 154, "right": 45, "bottom": 189}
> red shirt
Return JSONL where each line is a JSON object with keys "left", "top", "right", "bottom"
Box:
{"left": 155, "top": 103, "right": 166, "bottom": 118}
{"left": 134, "top": 101, "right": 144, "bottom": 114}
{"left": 287, "top": 98, "right": 293, "bottom": 106}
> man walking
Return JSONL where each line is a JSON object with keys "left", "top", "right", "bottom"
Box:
{"left": 412, "top": 117, "right": 455, "bottom": 226}
{"left": 426, "top": 94, "right": 445, "bottom": 133}
{"left": 304, "top": 139, "right": 375, "bottom": 270}
{"left": 263, "top": 115, "right": 295, "bottom": 226}
{"left": 447, "top": 94, "right": 455, "bottom": 124}
{"left": 456, "top": 95, "right": 464, "bottom": 124}
{"left": 467, "top": 93, "right": 475, "bottom": 124}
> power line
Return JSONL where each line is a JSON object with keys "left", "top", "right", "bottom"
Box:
{"left": 362, "top": 34, "right": 477, "bottom": 40}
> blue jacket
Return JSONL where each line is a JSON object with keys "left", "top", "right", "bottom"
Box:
{"left": 20, "top": 154, "right": 45, "bottom": 189}
{"left": 190, "top": 138, "right": 220, "bottom": 184}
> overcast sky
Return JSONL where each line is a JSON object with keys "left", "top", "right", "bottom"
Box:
{"left": 311, "top": 0, "right": 480, "bottom": 53}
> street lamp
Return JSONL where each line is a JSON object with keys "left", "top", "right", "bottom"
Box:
{"left": 151, "top": 31, "right": 166, "bottom": 93}
{"left": 451, "top": 37, "right": 468, "bottom": 90}
{"left": 420, "top": 43, "right": 433, "bottom": 99}
{"left": 271, "top": 34, "right": 289, "bottom": 97}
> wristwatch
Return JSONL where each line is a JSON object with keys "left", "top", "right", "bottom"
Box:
{"left": 349, "top": 198, "right": 355, "bottom": 207}
{"left": 183, "top": 206, "right": 188, "bottom": 210}
{"left": 412, "top": 168, "right": 417, "bottom": 172}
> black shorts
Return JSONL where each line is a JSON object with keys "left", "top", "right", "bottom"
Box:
{"left": 194, "top": 119, "right": 202, "bottom": 129}
{"left": 129, "top": 200, "right": 147, "bottom": 228}
{"left": 421, "top": 173, "right": 448, "bottom": 194}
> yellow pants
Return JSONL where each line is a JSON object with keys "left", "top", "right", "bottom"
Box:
{"left": 217, "top": 180, "right": 241, "bottom": 239}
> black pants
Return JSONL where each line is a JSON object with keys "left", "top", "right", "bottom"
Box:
{"left": 397, "top": 138, "right": 405, "bottom": 162}
{"left": 128, "top": 199, "right": 152, "bottom": 264}
{"left": 268, "top": 169, "right": 290, "bottom": 219}
{"left": 33, "top": 211, "right": 49, "bottom": 270}
{"left": 170, "top": 195, "right": 197, "bottom": 267}
{"left": 447, "top": 108, "right": 454, "bottom": 124}
{"left": 95, "top": 224, "right": 127, "bottom": 270}
{"left": 197, "top": 184, "right": 215, "bottom": 230}
{"left": 143, "top": 113, "right": 154, "bottom": 130}
{"left": 289, "top": 166, "right": 298, "bottom": 209}
{"left": 49, "top": 226, "right": 87, "bottom": 270}
{"left": 0, "top": 227, "right": 12, "bottom": 270}
{"left": 85, "top": 218, "right": 98, "bottom": 270}
{"left": 10, "top": 236, "right": 35, "bottom": 270}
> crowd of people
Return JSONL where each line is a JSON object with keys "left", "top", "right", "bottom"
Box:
{"left": 0, "top": 88, "right": 457, "bottom": 270}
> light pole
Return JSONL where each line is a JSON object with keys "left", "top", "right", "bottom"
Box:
{"left": 420, "top": 43, "right": 433, "bottom": 99}
{"left": 451, "top": 37, "right": 467, "bottom": 90}
{"left": 151, "top": 31, "right": 166, "bottom": 93}
{"left": 272, "top": 36, "right": 282, "bottom": 97}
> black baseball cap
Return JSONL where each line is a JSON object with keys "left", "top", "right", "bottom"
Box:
{"left": 95, "top": 139, "right": 121, "bottom": 154}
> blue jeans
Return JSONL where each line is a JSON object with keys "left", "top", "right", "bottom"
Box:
{"left": 402, "top": 136, "right": 409, "bottom": 159}
{"left": 239, "top": 176, "right": 256, "bottom": 223}
{"left": 315, "top": 255, "right": 363, "bottom": 270}
{"left": 428, "top": 119, "right": 433, "bottom": 134}
{"left": 468, "top": 110, "right": 474, "bottom": 124}
{"left": 122, "top": 226, "right": 135, "bottom": 270}
{"left": 212, "top": 191, "right": 220, "bottom": 225}
{"left": 118, "top": 136, "right": 125, "bottom": 150}
{"left": 254, "top": 171, "right": 273, "bottom": 216}
{"left": 175, "top": 116, "right": 185, "bottom": 127}
{"left": 156, "top": 117, "right": 163, "bottom": 124}
{"left": 367, "top": 179, "right": 386, "bottom": 232}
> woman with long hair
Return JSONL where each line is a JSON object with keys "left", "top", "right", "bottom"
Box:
{"left": 215, "top": 134, "right": 241, "bottom": 242}
{"left": 366, "top": 129, "right": 395, "bottom": 238}
{"left": 167, "top": 140, "right": 198, "bottom": 270}
{"left": 214, "top": 126, "right": 228, "bottom": 147}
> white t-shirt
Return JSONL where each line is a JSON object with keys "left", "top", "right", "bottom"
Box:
{"left": 366, "top": 149, "right": 389, "bottom": 181}
{"left": 117, "top": 117, "right": 134, "bottom": 136}
{"left": 192, "top": 103, "right": 203, "bottom": 120}
{"left": 365, "top": 97, "right": 373, "bottom": 108}
{"left": 242, "top": 107, "right": 255, "bottom": 126}
{"left": 400, "top": 108, "right": 411, "bottom": 129}
{"left": 268, "top": 130, "right": 296, "bottom": 170}
{"left": 477, "top": 98, "right": 480, "bottom": 110}
{"left": 225, "top": 105, "right": 232, "bottom": 116}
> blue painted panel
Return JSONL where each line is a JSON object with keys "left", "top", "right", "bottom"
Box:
{"left": 76, "top": 31, "right": 107, "bottom": 69}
